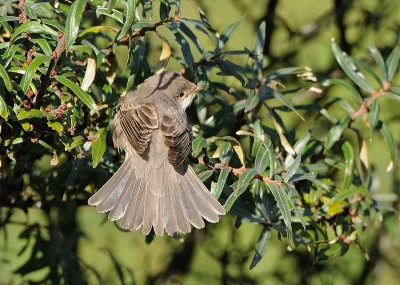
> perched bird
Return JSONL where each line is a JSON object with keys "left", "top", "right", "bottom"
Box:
{"left": 88, "top": 72, "right": 225, "bottom": 236}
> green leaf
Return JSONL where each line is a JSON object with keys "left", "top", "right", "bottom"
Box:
{"left": 218, "top": 18, "right": 242, "bottom": 51}
{"left": 64, "top": 136, "right": 85, "bottom": 151}
{"left": 211, "top": 166, "right": 230, "bottom": 199}
{"left": 249, "top": 226, "right": 271, "bottom": 269}
{"left": 266, "top": 181, "right": 294, "bottom": 248}
{"left": 322, "top": 78, "right": 362, "bottom": 104}
{"left": 224, "top": 169, "right": 257, "bottom": 212}
{"left": 368, "top": 44, "right": 388, "bottom": 82}
{"left": 17, "top": 109, "right": 43, "bottom": 120}
{"left": 264, "top": 67, "right": 303, "bottom": 82}
{"left": 253, "top": 21, "right": 265, "bottom": 80}
{"left": 33, "top": 38, "right": 53, "bottom": 56}
{"left": 65, "top": 0, "right": 88, "bottom": 52}
{"left": 0, "top": 91, "right": 10, "bottom": 119}
{"left": 191, "top": 136, "right": 208, "bottom": 157}
{"left": 270, "top": 89, "right": 304, "bottom": 121}
{"left": 368, "top": 100, "right": 380, "bottom": 140}
{"left": 321, "top": 188, "right": 360, "bottom": 212}
{"left": 325, "top": 115, "right": 350, "bottom": 150}
{"left": 219, "top": 141, "right": 233, "bottom": 164}
{"left": 255, "top": 145, "right": 269, "bottom": 174}
{"left": 10, "top": 21, "right": 58, "bottom": 42}
{"left": 92, "top": 128, "right": 107, "bottom": 168}
{"left": 244, "top": 90, "right": 260, "bottom": 112}
{"left": 285, "top": 130, "right": 311, "bottom": 167}
{"left": 47, "top": 121, "right": 63, "bottom": 135}
{"left": 341, "top": 141, "right": 354, "bottom": 189}
{"left": 118, "top": 0, "right": 136, "bottom": 41}
{"left": 378, "top": 121, "right": 395, "bottom": 170}
{"left": 331, "top": 40, "right": 374, "bottom": 93}
{"left": 283, "top": 154, "right": 301, "bottom": 183}
{"left": 96, "top": 8, "right": 124, "bottom": 23}
{"left": 178, "top": 22, "right": 204, "bottom": 54}
{"left": 173, "top": 30, "right": 194, "bottom": 71}
{"left": 386, "top": 46, "right": 399, "bottom": 81}
{"left": 126, "top": 37, "right": 145, "bottom": 91}
{"left": 20, "top": 55, "right": 51, "bottom": 93}
{"left": 55, "top": 76, "right": 97, "bottom": 112}
{"left": 0, "top": 63, "right": 12, "bottom": 91}
{"left": 281, "top": 184, "right": 306, "bottom": 229}
{"left": 351, "top": 57, "right": 382, "bottom": 87}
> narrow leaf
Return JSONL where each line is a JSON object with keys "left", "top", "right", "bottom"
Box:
{"left": 81, "top": 57, "right": 96, "bottom": 91}
{"left": 55, "top": 76, "right": 97, "bottom": 112}
{"left": 218, "top": 18, "right": 242, "bottom": 51}
{"left": 211, "top": 166, "right": 230, "bottom": 199}
{"left": 341, "top": 141, "right": 354, "bottom": 189}
{"left": 325, "top": 115, "right": 351, "bottom": 150}
{"left": 173, "top": 30, "right": 194, "bottom": 71}
{"left": 92, "top": 128, "right": 107, "bottom": 168}
{"left": 283, "top": 154, "right": 301, "bottom": 183}
{"left": 249, "top": 226, "right": 271, "bottom": 269}
{"left": 20, "top": 55, "right": 51, "bottom": 93}
{"left": 117, "top": 0, "right": 135, "bottom": 41}
{"left": 331, "top": 39, "right": 374, "bottom": 93}
{"left": 0, "top": 64, "right": 12, "bottom": 91}
{"left": 65, "top": 0, "right": 88, "bottom": 52}
{"left": 155, "top": 32, "right": 171, "bottom": 74}
{"left": 270, "top": 89, "right": 305, "bottom": 121}
{"left": 255, "top": 145, "right": 269, "bottom": 174}
{"left": 386, "top": 46, "right": 399, "bottom": 81}
{"left": 368, "top": 100, "right": 380, "bottom": 140}
{"left": 368, "top": 44, "right": 388, "bottom": 82}
{"left": 0, "top": 92, "right": 10, "bottom": 119}
{"left": 378, "top": 122, "right": 395, "bottom": 171}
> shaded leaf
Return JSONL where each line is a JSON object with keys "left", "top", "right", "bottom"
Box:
{"left": 211, "top": 166, "right": 230, "bottom": 199}
{"left": 386, "top": 46, "right": 399, "bottom": 81}
{"left": 325, "top": 115, "right": 350, "bottom": 150}
{"left": 368, "top": 100, "right": 380, "bottom": 140}
{"left": 0, "top": 64, "right": 12, "bottom": 91}
{"left": 378, "top": 121, "right": 394, "bottom": 171}
{"left": 173, "top": 30, "right": 194, "bottom": 71}
{"left": 250, "top": 226, "right": 271, "bottom": 269}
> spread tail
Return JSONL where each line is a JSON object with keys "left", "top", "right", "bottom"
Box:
{"left": 88, "top": 155, "right": 225, "bottom": 236}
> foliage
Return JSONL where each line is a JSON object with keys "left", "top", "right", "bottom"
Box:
{"left": 0, "top": 0, "right": 399, "bottom": 284}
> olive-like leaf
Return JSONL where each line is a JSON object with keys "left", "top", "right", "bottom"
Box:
{"left": 0, "top": 63, "right": 12, "bottom": 91}
{"left": 173, "top": 30, "right": 194, "bottom": 71}
{"left": 120, "top": 0, "right": 140, "bottom": 36}
{"left": 92, "top": 128, "right": 107, "bottom": 168}
{"left": 10, "top": 21, "right": 58, "bottom": 42}
{"left": 249, "top": 226, "right": 271, "bottom": 269}
{"left": 0, "top": 91, "right": 9, "bottom": 119}
{"left": 65, "top": 0, "right": 88, "bottom": 52}
{"left": 211, "top": 166, "right": 230, "bottom": 199}
{"left": 386, "top": 46, "right": 399, "bottom": 82}
{"left": 325, "top": 115, "right": 351, "bottom": 150}
{"left": 255, "top": 145, "right": 269, "bottom": 174}
{"left": 378, "top": 121, "right": 395, "bottom": 171}
{"left": 20, "top": 55, "right": 51, "bottom": 93}
{"left": 55, "top": 75, "right": 97, "bottom": 112}
{"left": 331, "top": 39, "right": 374, "bottom": 93}
{"left": 368, "top": 44, "right": 388, "bottom": 82}
{"left": 218, "top": 18, "right": 242, "bottom": 51}
{"left": 368, "top": 100, "right": 380, "bottom": 140}
{"left": 341, "top": 141, "right": 354, "bottom": 189}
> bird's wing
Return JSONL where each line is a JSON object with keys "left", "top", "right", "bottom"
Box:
{"left": 118, "top": 102, "right": 158, "bottom": 154}
{"left": 157, "top": 98, "right": 192, "bottom": 167}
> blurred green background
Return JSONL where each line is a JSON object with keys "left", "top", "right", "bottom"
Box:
{"left": 1, "top": 0, "right": 400, "bottom": 284}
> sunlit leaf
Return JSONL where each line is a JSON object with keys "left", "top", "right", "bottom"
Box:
{"left": 386, "top": 46, "right": 399, "bottom": 81}
{"left": 341, "top": 141, "right": 354, "bottom": 189}
{"left": 378, "top": 121, "right": 395, "bottom": 171}
{"left": 368, "top": 100, "right": 380, "bottom": 140}
{"left": 81, "top": 57, "right": 96, "bottom": 91}
{"left": 92, "top": 128, "right": 107, "bottom": 168}
{"left": 331, "top": 39, "right": 374, "bottom": 93}
{"left": 20, "top": 55, "right": 51, "bottom": 93}
{"left": 211, "top": 166, "right": 230, "bottom": 199}
{"left": 55, "top": 75, "right": 97, "bottom": 112}
{"left": 155, "top": 32, "right": 171, "bottom": 74}
{"left": 65, "top": 0, "right": 88, "bottom": 51}
{"left": 0, "top": 64, "right": 12, "bottom": 91}
{"left": 368, "top": 44, "right": 388, "bottom": 82}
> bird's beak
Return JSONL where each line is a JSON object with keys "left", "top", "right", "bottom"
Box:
{"left": 195, "top": 85, "right": 208, "bottom": 93}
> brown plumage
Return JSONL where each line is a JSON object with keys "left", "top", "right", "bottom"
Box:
{"left": 88, "top": 72, "right": 225, "bottom": 236}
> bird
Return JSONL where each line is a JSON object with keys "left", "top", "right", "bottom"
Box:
{"left": 88, "top": 71, "right": 226, "bottom": 236}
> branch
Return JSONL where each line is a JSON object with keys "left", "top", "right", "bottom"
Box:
{"left": 34, "top": 33, "right": 66, "bottom": 108}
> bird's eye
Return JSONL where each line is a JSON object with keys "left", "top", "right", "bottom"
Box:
{"left": 179, "top": 92, "right": 185, "bottom": 97}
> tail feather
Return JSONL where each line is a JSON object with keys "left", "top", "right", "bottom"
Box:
{"left": 88, "top": 154, "right": 225, "bottom": 236}
{"left": 88, "top": 157, "right": 133, "bottom": 212}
